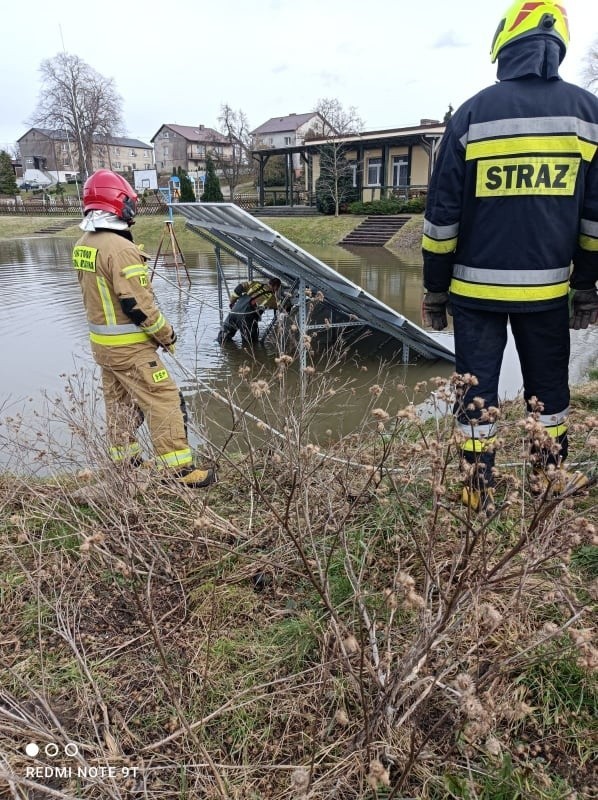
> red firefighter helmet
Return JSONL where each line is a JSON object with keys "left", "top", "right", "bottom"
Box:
{"left": 83, "top": 169, "right": 138, "bottom": 223}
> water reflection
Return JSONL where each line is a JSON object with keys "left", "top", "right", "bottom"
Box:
{"left": 1, "top": 234, "right": 596, "bottom": 468}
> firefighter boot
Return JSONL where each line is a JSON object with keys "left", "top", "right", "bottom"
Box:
{"left": 460, "top": 449, "right": 495, "bottom": 514}
{"left": 174, "top": 465, "right": 217, "bottom": 488}
{"left": 461, "top": 486, "right": 496, "bottom": 514}
{"left": 530, "top": 466, "right": 590, "bottom": 498}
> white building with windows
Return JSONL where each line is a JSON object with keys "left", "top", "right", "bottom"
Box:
{"left": 306, "top": 120, "right": 446, "bottom": 202}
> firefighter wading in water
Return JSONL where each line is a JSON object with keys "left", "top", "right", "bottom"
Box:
{"left": 422, "top": 0, "right": 598, "bottom": 512}
{"left": 73, "top": 169, "right": 215, "bottom": 488}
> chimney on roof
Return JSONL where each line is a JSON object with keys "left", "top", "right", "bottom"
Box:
{"left": 199, "top": 124, "right": 204, "bottom": 130}
{"left": 420, "top": 118, "right": 440, "bottom": 125}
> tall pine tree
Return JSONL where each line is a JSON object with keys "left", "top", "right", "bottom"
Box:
{"left": 177, "top": 166, "right": 196, "bottom": 202}
{"left": 0, "top": 151, "right": 18, "bottom": 196}
{"left": 201, "top": 154, "right": 224, "bottom": 202}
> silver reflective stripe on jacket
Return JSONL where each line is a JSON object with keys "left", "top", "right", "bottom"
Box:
{"left": 459, "top": 116, "right": 598, "bottom": 147}
{"left": 88, "top": 322, "right": 142, "bottom": 335}
{"left": 452, "top": 265, "right": 570, "bottom": 285}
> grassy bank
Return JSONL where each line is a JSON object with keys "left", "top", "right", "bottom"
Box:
{"left": 1, "top": 359, "right": 596, "bottom": 798}
{"left": 0, "top": 213, "right": 363, "bottom": 251}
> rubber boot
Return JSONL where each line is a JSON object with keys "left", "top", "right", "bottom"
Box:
{"left": 173, "top": 465, "right": 217, "bottom": 488}
{"left": 530, "top": 466, "right": 589, "bottom": 498}
{"left": 461, "top": 449, "right": 495, "bottom": 514}
{"left": 461, "top": 486, "right": 496, "bottom": 514}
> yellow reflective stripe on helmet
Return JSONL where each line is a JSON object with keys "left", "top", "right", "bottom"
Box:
{"left": 579, "top": 235, "right": 598, "bottom": 252}
{"left": 90, "top": 331, "right": 151, "bottom": 346}
{"left": 466, "top": 136, "right": 596, "bottom": 162}
{"left": 422, "top": 234, "right": 458, "bottom": 254}
{"left": 544, "top": 424, "right": 568, "bottom": 438}
{"left": 462, "top": 436, "right": 497, "bottom": 453}
{"left": 96, "top": 276, "right": 117, "bottom": 325}
{"left": 143, "top": 313, "right": 166, "bottom": 335}
{"left": 491, "top": 1, "right": 570, "bottom": 63}
{"left": 157, "top": 448, "right": 193, "bottom": 468}
{"left": 122, "top": 264, "right": 148, "bottom": 279}
{"left": 450, "top": 278, "right": 569, "bottom": 301}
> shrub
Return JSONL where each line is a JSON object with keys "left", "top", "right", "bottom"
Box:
{"left": 348, "top": 196, "right": 427, "bottom": 215}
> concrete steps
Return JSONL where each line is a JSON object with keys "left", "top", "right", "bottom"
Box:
{"left": 251, "top": 206, "right": 320, "bottom": 217}
{"left": 340, "top": 215, "right": 410, "bottom": 247}
{"left": 33, "top": 218, "right": 81, "bottom": 234}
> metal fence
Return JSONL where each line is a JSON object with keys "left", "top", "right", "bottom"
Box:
{"left": 0, "top": 198, "right": 168, "bottom": 216}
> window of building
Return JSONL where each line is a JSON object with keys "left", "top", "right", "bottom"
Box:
{"left": 392, "top": 157, "right": 408, "bottom": 187}
{"left": 367, "top": 157, "right": 382, "bottom": 186}
{"left": 115, "top": 148, "right": 120, "bottom": 155}
{"left": 63, "top": 159, "right": 70, "bottom": 167}
{"left": 196, "top": 144, "right": 205, "bottom": 155}
{"left": 144, "top": 163, "right": 151, "bottom": 170}
{"left": 114, "top": 162, "right": 122, "bottom": 169}
{"left": 61, "top": 143, "right": 69, "bottom": 152}
{"left": 99, "top": 160, "right": 105, "bottom": 168}
{"left": 350, "top": 162, "right": 357, "bottom": 187}
{"left": 284, "top": 136, "right": 292, "bottom": 146}
{"left": 26, "top": 157, "right": 33, "bottom": 165}
{"left": 132, "top": 163, "right": 136, "bottom": 170}
{"left": 163, "top": 131, "right": 169, "bottom": 138}
{"left": 130, "top": 150, "right": 137, "bottom": 157}
{"left": 163, "top": 147, "right": 169, "bottom": 156}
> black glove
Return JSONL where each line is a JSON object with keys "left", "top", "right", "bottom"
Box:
{"left": 164, "top": 329, "right": 177, "bottom": 354}
{"left": 570, "top": 288, "right": 598, "bottom": 330}
{"left": 422, "top": 292, "right": 450, "bottom": 331}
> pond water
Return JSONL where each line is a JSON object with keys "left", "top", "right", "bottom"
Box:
{"left": 1, "top": 232, "right": 596, "bottom": 471}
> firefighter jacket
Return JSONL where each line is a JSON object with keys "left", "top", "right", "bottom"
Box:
{"left": 73, "top": 229, "right": 175, "bottom": 366}
{"left": 230, "top": 280, "right": 278, "bottom": 311}
{"left": 423, "top": 37, "right": 598, "bottom": 313}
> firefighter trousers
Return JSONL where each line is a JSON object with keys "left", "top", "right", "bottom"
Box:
{"left": 100, "top": 349, "right": 192, "bottom": 469}
{"left": 452, "top": 302, "right": 570, "bottom": 483}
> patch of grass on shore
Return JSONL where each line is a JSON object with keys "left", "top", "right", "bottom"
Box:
{"left": 0, "top": 365, "right": 595, "bottom": 798}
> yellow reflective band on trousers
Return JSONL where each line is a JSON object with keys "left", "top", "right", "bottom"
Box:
{"left": 465, "top": 135, "right": 597, "bottom": 163}
{"left": 461, "top": 437, "right": 496, "bottom": 453}
{"left": 73, "top": 246, "right": 98, "bottom": 272}
{"left": 450, "top": 278, "right": 569, "bottom": 302}
{"left": 90, "top": 331, "right": 151, "bottom": 346}
{"left": 109, "top": 442, "right": 142, "bottom": 462}
{"left": 544, "top": 424, "right": 568, "bottom": 439}
{"left": 579, "top": 234, "right": 598, "bottom": 252}
{"left": 157, "top": 448, "right": 193, "bottom": 468}
{"left": 96, "top": 276, "right": 117, "bottom": 325}
{"left": 476, "top": 157, "right": 580, "bottom": 197}
{"left": 422, "top": 234, "right": 458, "bottom": 254}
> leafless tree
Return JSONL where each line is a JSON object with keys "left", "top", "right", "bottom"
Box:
{"left": 581, "top": 36, "right": 598, "bottom": 94}
{"left": 308, "top": 98, "right": 364, "bottom": 216}
{"left": 31, "top": 52, "right": 124, "bottom": 180}
{"left": 215, "top": 104, "right": 254, "bottom": 199}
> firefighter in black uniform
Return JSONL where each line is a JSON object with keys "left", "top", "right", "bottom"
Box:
{"left": 421, "top": 1, "right": 598, "bottom": 510}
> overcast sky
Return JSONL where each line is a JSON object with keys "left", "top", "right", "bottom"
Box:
{"left": 1, "top": 0, "right": 596, "bottom": 150}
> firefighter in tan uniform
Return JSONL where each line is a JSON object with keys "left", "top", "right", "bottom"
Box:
{"left": 73, "top": 169, "right": 215, "bottom": 488}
